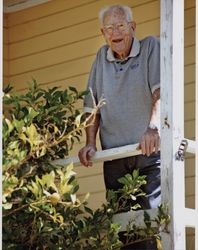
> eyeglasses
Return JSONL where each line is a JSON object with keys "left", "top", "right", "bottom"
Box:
{"left": 103, "top": 22, "right": 131, "bottom": 35}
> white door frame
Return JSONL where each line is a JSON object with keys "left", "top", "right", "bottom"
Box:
{"left": 160, "top": 1, "right": 198, "bottom": 249}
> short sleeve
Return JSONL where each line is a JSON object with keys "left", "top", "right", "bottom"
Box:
{"left": 84, "top": 59, "right": 99, "bottom": 113}
{"left": 148, "top": 37, "right": 160, "bottom": 94}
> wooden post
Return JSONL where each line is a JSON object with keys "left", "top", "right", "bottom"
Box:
{"left": 160, "top": 1, "right": 185, "bottom": 249}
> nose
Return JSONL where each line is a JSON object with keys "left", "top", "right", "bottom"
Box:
{"left": 111, "top": 27, "right": 122, "bottom": 36}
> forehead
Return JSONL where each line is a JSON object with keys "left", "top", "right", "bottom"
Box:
{"left": 103, "top": 10, "right": 127, "bottom": 25}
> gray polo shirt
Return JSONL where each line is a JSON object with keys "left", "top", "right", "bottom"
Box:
{"left": 84, "top": 36, "right": 160, "bottom": 150}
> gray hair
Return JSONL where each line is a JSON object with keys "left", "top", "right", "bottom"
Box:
{"left": 99, "top": 5, "right": 133, "bottom": 25}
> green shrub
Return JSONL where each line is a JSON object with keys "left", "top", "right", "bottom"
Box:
{"left": 2, "top": 81, "right": 169, "bottom": 250}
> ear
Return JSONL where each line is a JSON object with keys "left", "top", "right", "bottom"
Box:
{"left": 101, "top": 28, "right": 105, "bottom": 36}
{"left": 131, "top": 21, "right": 136, "bottom": 31}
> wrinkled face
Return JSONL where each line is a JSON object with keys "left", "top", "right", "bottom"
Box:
{"left": 101, "top": 11, "right": 136, "bottom": 59}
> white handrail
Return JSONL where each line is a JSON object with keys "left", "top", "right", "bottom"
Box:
{"left": 53, "top": 139, "right": 195, "bottom": 167}
{"left": 53, "top": 143, "right": 141, "bottom": 167}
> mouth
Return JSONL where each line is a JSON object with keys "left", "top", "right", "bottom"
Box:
{"left": 112, "top": 38, "right": 123, "bottom": 43}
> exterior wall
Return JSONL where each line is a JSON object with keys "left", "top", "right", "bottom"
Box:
{"left": 184, "top": 2, "right": 196, "bottom": 245}
{"left": 184, "top": 0, "right": 196, "bottom": 214}
{"left": 3, "top": 14, "right": 9, "bottom": 85}
{"left": 3, "top": 0, "right": 196, "bottom": 227}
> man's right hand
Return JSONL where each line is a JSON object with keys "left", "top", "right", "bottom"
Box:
{"left": 78, "top": 144, "right": 97, "bottom": 167}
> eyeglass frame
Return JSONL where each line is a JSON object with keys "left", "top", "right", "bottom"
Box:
{"left": 103, "top": 21, "right": 132, "bottom": 35}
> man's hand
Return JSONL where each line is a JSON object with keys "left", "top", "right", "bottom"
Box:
{"left": 139, "top": 127, "right": 160, "bottom": 156}
{"left": 78, "top": 144, "right": 97, "bottom": 167}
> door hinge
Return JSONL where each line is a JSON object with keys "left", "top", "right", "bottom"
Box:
{"left": 175, "top": 139, "right": 188, "bottom": 161}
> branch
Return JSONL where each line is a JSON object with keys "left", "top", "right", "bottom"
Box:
{"left": 4, "top": 94, "right": 106, "bottom": 173}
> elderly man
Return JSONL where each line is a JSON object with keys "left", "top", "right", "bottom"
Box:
{"left": 79, "top": 5, "right": 160, "bottom": 249}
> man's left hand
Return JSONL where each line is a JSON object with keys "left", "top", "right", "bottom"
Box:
{"left": 139, "top": 127, "right": 160, "bottom": 156}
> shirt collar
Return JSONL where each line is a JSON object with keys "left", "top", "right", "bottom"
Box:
{"left": 106, "top": 37, "right": 140, "bottom": 62}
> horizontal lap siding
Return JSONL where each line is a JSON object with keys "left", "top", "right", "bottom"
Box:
{"left": 3, "top": 15, "right": 9, "bottom": 85}
{"left": 184, "top": 2, "right": 195, "bottom": 224}
{"left": 6, "top": 3, "right": 194, "bottom": 88}
{"left": 7, "top": 0, "right": 156, "bottom": 27}
{"left": 183, "top": 7, "right": 196, "bottom": 250}
{"left": 3, "top": 0, "right": 196, "bottom": 219}
{"left": 7, "top": 0, "right": 161, "bottom": 89}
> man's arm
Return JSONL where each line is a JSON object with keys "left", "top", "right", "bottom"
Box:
{"left": 78, "top": 113, "right": 100, "bottom": 167}
{"left": 139, "top": 88, "right": 160, "bottom": 156}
